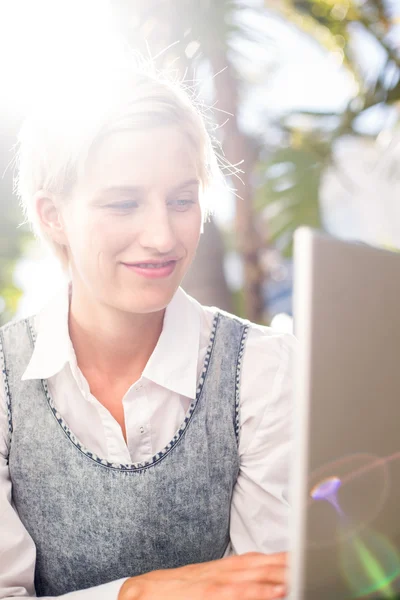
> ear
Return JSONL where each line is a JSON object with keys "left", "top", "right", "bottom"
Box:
{"left": 34, "top": 191, "right": 68, "bottom": 246}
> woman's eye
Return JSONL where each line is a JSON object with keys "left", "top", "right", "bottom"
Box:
{"left": 169, "top": 198, "right": 196, "bottom": 210}
{"left": 111, "top": 200, "right": 139, "bottom": 210}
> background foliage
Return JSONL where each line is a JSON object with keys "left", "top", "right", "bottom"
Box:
{"left": 0, "top": 0, "right": 399, "bottom": 324}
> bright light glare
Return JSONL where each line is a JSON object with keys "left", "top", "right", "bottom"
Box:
{"left": 271, "top": 312, "right": 294, "bottom": 333}
{"left": 0, "top": 0, "right": 126, "bottom": 117}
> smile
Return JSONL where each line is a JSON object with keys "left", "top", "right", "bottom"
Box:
{"left": 121, "top": 260, "right": 179, "bottom": 279}
{"left": 134, "top": 261, "right": 175, "bottom": 269}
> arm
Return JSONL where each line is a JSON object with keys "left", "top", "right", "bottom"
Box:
{"left": 230, "top": 330, "right": 297, "bottom": 554}
{"left": 0, "top": 376, "right": 128, "bottom": 600}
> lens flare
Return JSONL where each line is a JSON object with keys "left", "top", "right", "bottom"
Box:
{"left": 310, "top": 453, "right": 400, "bottom": 599}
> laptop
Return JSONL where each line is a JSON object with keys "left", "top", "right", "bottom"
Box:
{"left": 289, "top": 227, "right": 400, "bottom": 600}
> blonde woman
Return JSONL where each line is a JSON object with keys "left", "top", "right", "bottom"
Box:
{"left": 0, "top": 64, "right": 296, "bottom": 600}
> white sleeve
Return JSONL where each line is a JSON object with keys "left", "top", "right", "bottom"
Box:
{"left": 230, "top": 329, "right": 297, "bottom": 555}
{"left": 0, "top": 371, "right": 128, "bottom": 599}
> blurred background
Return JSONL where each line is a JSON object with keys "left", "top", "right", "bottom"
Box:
{"left": 1, "top": 0, "right": 400, "bottom": 332}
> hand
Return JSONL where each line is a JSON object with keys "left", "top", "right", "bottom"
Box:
{"left": 118, "top": 551, "right": 288, "bottom": 600}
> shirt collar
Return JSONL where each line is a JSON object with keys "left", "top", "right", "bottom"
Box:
{"left": 22, "top": 284, "right": 201, "bottom": 400}
{"left": 142, "top": 287, "right": 200, "bottom": 399}
{"left": 22, "top": 281, "right": 74, "bottom": 381}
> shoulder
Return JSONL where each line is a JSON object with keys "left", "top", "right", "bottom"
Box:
{"left": 245, "top": 321, "right": 297, "bottom": 357}
{"left": 194, "top": 300, "right": 250, "bottom": 337}
{"left": 0, "top": 314, "right": 36, "bottom": 343}
{"left": 0, "top": 315, "right": 31, "bottom": 333}
{"left": 242, "top": 320, "right": 297, "bottom": 387}
{"left": 196, "top": 297, "right": 297, "bottom": 354}
{"left": 0, "top": 315, "right": 38, "bottom": 378}
{"left": 0, "top": 318, "right": 34, "bottom": 456}
{"left": 192, "top": 295, "right": 297, "bottom": 379}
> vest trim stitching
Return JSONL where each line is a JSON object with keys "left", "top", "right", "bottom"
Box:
{"left": 0, "top": 329, "right": 12, "bottom": 455}
{"left": 25, "top": 312, "right": 221, "bottom": 472}
{"left": 234, "top": 324, "right": 250, "bottom": 444}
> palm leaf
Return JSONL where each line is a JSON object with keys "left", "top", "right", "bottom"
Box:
{"left": 255, "top": 145, "right": 324, "bottom": 256}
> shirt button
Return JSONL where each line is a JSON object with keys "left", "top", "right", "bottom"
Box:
{"left": 139, "top": 426, "right": 145, "bottom": 434}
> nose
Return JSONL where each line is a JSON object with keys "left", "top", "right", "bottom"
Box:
{"left": 138, "top": 202, "right": 177, "bottom": 255}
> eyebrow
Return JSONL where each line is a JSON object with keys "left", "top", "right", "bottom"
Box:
{"left": 99, "top": 178, "right": 200, "bottom": 198}
{"left": 173, "top": 178, "right": 200, "bottom": 191}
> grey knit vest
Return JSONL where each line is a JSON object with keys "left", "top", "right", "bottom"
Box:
{"left": 1, "top": 310, "right": 249, "bottom": 596}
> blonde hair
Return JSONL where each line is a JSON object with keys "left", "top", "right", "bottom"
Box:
{"left": 14, "top": 61, "right": 226, "bottom": 270}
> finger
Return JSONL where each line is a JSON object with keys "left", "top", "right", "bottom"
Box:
{"left": 216, "top": 564, "right": 287, "bottom": 586}
{"left": 229, "top": 582, "right": 287, "bottom": 600}
{"left": 226, "top": 552, "right": 288, "bottom": 570}
{"left": 246, "top": 551, "right": 288, "bottom": 564}
{"left": 181, "top": 552, "right": 288, "bottom": 580}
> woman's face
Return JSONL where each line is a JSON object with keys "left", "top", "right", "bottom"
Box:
{"left": 60, "top": 125, "right": 203, "bottom": 314}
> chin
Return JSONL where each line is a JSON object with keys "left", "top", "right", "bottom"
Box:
{"left": 118, "top": 288, "right": 176, "bottom": 315}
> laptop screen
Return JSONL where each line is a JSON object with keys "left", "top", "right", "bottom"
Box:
{"left": 291, "top": 229, "right": 400, "bottom": 600}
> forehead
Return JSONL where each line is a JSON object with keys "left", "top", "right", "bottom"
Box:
{"left": 82, "top": 125, "right": 198, "bottom": 193}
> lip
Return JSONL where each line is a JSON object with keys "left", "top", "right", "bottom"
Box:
{"left": 123, "top": 258, "right": 180, "bottom": 266}
{"left": 121, "top": 259, "right": 180, "bottom": 279}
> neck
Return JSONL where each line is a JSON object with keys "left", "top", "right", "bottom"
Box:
{"left": 68, "top": 284, "right": 165, "bottom": 381}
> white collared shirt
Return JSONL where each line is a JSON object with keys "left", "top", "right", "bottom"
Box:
{"left": 0, "top": 285, "right": 296, "bottom": 600}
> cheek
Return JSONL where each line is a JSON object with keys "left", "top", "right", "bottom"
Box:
{"left": 179, "top": 211, "right": 202, "bottom": 254}
{"left": 86, "top": 216, "right": 133, "bottom": 259}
